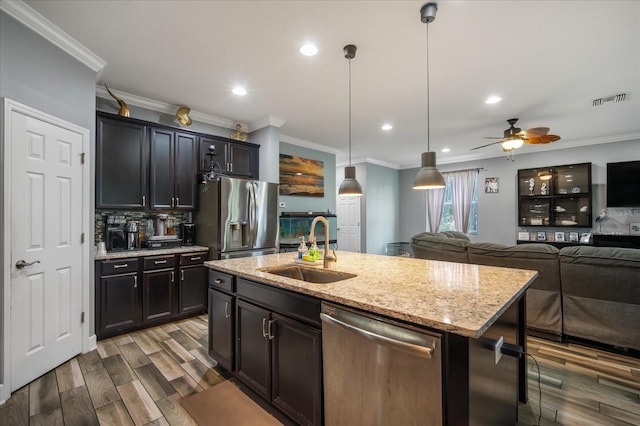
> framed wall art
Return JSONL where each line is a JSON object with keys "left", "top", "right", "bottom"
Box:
{"left": 485, "top": 177, "right": 499, "bottom": 193}
{"left": 279, "top": 154, "right": 325, "bottom": 197}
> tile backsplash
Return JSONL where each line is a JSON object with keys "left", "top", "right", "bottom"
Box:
{"left": 95, "top": 210, "right": 191, "bottom": 244}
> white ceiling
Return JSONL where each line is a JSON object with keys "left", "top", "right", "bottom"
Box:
{"left": 24, "top": 0, "right": 640, "bottom": 168}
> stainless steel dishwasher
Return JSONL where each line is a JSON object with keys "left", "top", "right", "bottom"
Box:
{"left": 320, "top": 302, "right": 443, "bottom": 426}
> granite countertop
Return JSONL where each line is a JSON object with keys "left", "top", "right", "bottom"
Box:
{"left": 205, "top": 251, "right": 537, "bottom": 338}
{"left": 96, "top": 245, "right": 209, "bottom": 261}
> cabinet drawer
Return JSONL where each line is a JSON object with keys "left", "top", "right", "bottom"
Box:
{"left": 179, "top": 252, "right": 207, "bottom": 266}
{"left": 237, "top": 278, "right": 321, "bottom": 327}
{"left": 143, "top": 255, "right": 176, "bottom": 270}
{"left": 209, "top": 270, "right": 234, "bottom": 293}
{"left": 101, "top": 258, "right": 139, "bottom": 276}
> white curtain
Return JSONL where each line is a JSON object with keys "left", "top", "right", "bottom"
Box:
{"left": 449, "top": 169, "right": 477, "bottom": 233}
{"left": 426, "top": 186, "right": 446, "bottom": 232}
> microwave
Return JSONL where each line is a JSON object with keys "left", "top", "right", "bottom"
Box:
{"left": 106, "top": 227, "right": 126, "bottom": 251}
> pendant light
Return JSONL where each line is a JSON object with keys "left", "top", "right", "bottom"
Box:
{"left": 413, "top": 3, "right": 446, "bottom": 190}
{"left": 338, "top": 44, "right": 363, "bottom": 196}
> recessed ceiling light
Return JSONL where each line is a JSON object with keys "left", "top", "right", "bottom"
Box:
{"left": 485, "top": 96, "right": 502, "bottom": 104}
{"left": 441, "top": 148, "right": 450, "bottom": 153}
{"left": 381, "top": 124, "right": 393, "bottom": 131}
{"left": 232, "top": 87, "right": 247, "bottom": 96}
{"left": 300, "top": 44, "right": 318, "bottom": 56}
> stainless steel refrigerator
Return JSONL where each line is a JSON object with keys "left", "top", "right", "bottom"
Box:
{"left": 195, "top": 176, "right": 279, "bottom": 260}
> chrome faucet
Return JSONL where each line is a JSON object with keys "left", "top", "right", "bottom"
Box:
{"left": 309, "top": 216, "right": 337, "bottom": 269}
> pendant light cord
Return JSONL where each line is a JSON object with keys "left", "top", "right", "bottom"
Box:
{"left": 425, "top": 21, "right": 431, "bottom": 152}
{"left": 348, "top": 57, "right": 352, "bottom": 166}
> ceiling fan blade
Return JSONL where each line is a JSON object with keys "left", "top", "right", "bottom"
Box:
{"left": 470, "top": 140, "right": 504, "bottom": 150}
{"left": 526, "top": 134, "right": 560, "bottom": 144}
{"left": 483, "top": 136, "right": 504, "bottom": 140}
{"left": 523, "top": 127, "right": 550, "bottom": 137}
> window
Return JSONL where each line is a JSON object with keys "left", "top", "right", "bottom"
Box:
{"left": 438, "top": 175, "right": 479, "bottom": 234}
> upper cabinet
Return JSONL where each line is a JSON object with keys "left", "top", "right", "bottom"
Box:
{"left": 517, "top": 162, "right": 592, "bottom": 227}
{"left": 150, "top": 129, "right": 197, "bottom": 210}
{"left": 199, "top": 136, "right": 260, "bottom": 180}
{"left": 96, "top": 115, "right": 148, "bottom": 209}
{"left": 96, "top": 112, "right": 260, "bottom": 210}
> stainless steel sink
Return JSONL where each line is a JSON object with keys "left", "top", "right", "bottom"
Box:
{"left": 260, "top": 265, "right": 357, "bottom": 284}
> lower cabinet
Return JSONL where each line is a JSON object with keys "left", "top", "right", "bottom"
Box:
{"left": 180, "top": 265, "right": 207, "bottom": 314}
{"left": 96, "top": 251, "right": 207, "bottom": 339}
{"left": 209, "top": 275, "right": 322, "bottom": 426}
{"left": 208, "top": 288, "right": 235, "bottom": 371}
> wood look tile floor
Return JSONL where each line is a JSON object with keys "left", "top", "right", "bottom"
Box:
{"left": 1, "top": 317, "right": 638, "bottom": 425}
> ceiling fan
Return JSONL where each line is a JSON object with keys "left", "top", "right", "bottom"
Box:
{"left": 471, "top": 118, "right": 561, "bottom": 152}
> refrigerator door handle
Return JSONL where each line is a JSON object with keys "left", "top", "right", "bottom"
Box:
{"left": 250, "top": 182, "right": 258, "bottom": 248}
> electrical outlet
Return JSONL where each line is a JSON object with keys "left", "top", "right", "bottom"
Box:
{"left": 494, "top": 336, "right": 504, "bottom": 365}
{"left": 279, "top": 201, "right": 286, "bottom": 208}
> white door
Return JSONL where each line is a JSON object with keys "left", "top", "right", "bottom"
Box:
{"left": 337, "top": 195, "right": 361, "bottom": 252}
{"left": 9, "top": 108, "right": 84, "bottom": 391}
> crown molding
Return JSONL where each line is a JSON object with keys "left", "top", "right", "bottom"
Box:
{"left": 248, "top": 115, "right": 286, "bottom": 132}
{"left": 280, "top": 134, "right": 340, "bottom": 155}
{"left": 96, "top": 85, "right": 245, "bottom": 130}
{"left": 398, "top": 131, "right": 640, "bottom": 169}
{"left": 1, "top": 0, "right": 106, "bottom": 73}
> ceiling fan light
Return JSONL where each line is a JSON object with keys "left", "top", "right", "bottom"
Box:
{"left": 413, "top": 151, "right": 446, "bottom": 189}
{"left": 339, "top": 166, "right": 363, "bottom": 196}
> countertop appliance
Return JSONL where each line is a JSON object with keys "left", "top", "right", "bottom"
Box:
{"left": 106, "top": 215, "right": 127, "bottom": 251}
{"left": 320, "top": 302, "right": 443, "bottom": 425}
{"left": 126, "top": 221, "right": 139, "bottom": 250}
{"left": 181, "top": 223, "right": 196, "bottom": 246}
{"left": 195, "top": 176, "right": 279, "bottom": 259}
{"left": 144, "top": 213, "right": 181, "bottom": 249}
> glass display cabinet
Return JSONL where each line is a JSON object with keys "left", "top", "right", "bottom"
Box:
{"left": 518, "top": 163, "right": 592, "bottom": 228}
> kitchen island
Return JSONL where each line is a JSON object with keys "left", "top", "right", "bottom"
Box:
{"left": 205, "top": 251, "right": 537, "bottom": 425}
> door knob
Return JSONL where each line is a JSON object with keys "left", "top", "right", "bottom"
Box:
{"left": 16, "top": 259, "right": 40, "bottom": 269}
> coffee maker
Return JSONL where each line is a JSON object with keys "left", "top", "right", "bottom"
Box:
{"left": 126, "top": 221, "right": 139, "bottom": 250}
{"left": 105, "top": 215, "right": 127, "bottom": 251}
{"left": 144, "top": 213, "right": 181, "bottom": 249}
{"left": 181, "top": 223, "right": 196, "bottom": 246}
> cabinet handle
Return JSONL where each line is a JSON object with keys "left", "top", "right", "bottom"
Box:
{"left": 113, "top": 263, "right": 128, "bottom": 269}
{"left": 267, "top": 319, "right": 275, "bottom": 340}
{"left": 214, "top": 278, "right": 223, "bottom": 284}
{"left": 133, "top": 275, "right": 137, "bottom": 288}
{"left": 142, "top": 196, "right": 146, "bottom": 207}
{"left": 181, "top": 270, "right": 184, "bottom": 281}
{"left": 175, "top": 197, "right": 179, "bottom": 207}
{"left": 228, "top": 162, "right": 233, "bottom": 172}
{"left": 170, "top": 197, "right": 174, "bottom": 208}
{"left": 224, "top": 302, "right": 231, "bottom": 319}
{"left": 190, "top": 256, "right": 201, "bottom": 261}
{"left": 171, "top": 271, "right": 174, "bottom": 283}
{"left": 154, "top": 260, "right": 167, "bottom": 265}
{"left": 262, "top": 318, "right": 268, "bottom": 338}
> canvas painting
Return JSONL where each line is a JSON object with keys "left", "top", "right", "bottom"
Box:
{"left": 279, "top": 154, "right": 325, "bottom": 197}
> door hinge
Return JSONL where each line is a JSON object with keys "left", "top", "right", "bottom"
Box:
{"left": 80, "top": 152, "right": 85, "bottom": 164}
{"left": 81, "top": 311, "right": 85, "bottom": 323}
{"left": 81, "top": 233, "right": 85, "bottom": 243}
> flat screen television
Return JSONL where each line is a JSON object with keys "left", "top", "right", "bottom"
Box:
{"left": 606, "top": 160, "right": 640, "bottom": 207}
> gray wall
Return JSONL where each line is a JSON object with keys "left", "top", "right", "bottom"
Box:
{"left": 279, "top": 142, "right": 336, "bottom": 214}
{"left": 399, "top": 139, "right": 640, "bottom": 245}
{"left": 364, "top": 163, "right": 400, "bottom": 254}
{"left": 1, "top": 11, "right": 98, "bottom": 368}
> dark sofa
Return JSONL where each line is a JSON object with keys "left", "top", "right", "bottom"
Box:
{"left": 411, "top": 232, "right": 640, "bottom": 351}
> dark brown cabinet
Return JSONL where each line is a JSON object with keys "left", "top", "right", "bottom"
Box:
{"left": 271, "top": 313, "right": 323, "bottom": 426}
{"left": 96, "top": 259, "right": 141, "bottom": 336}
{"left": 150, "top": 128, "right": 197, "bottom": 210}
{"left": 180, "top": 265, "right": 206, "bottom": 314}
{"left": 96, "top": 115, "right": 148, "bottom": 209}
{"left": 236, "top": 299, "right": 272, "bottom": 399}
{"left": 228, "top": 277, "right": 323, "bottom": 426}
{"left": 96, "top": 251, "right": 207, "bottom": 339}
{"left": 199, "top": 136, "right": 260, "bottom": 180}
{"left": 208, "top": 288, "right": 235, "bottom": 371}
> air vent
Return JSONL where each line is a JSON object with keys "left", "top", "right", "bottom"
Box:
{"left": 592, "top": 93, "right": 626, "bottom": 107}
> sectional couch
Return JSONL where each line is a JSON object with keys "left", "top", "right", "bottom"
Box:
{"left": 411, "top": 232, "right": 640, "bottom": 352}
